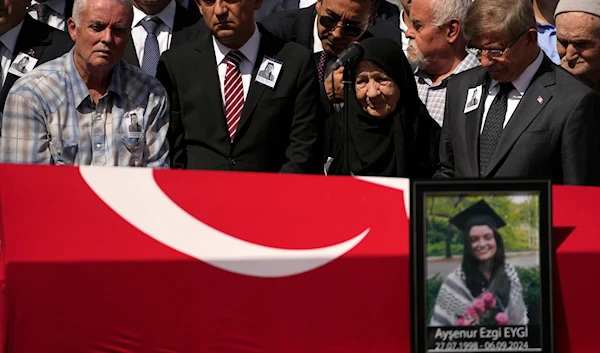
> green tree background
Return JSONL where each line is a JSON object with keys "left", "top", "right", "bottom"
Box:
{"left": 425, "top": 194, "right": 539, "bottom": 257}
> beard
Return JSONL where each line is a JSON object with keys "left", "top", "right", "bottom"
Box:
{"left": 407, "top": 39, "right": 429, "bottom": 70}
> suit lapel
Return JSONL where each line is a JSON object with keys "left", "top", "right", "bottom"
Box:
{"left": 463, "top": 68, "right": 489, "bottom": 176}
{"left": 171, "top": 4, "right": 199, "bottom": 48}
{"left": 123, "top": 39, "right": 139, "bottom": 67}
{"left": 0, "top": 17, "right": 50, "bottom": 104}
{"left": 483, "top": 58, "right": 555, "bottom": 177}
{"left": 195, "top": 34, "right": 228, "bottom": 133}
{"left": 235, "top": 40, "right": 268, "bottom": 138}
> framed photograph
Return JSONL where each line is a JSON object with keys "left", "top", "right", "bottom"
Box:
{"left": 411, "top": 180, "right": 553, "bottom": 353}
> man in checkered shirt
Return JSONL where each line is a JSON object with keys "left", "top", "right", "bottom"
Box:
{"left": 0, "top": 0, "right": 169, "bottom": 167}
{"left": 405, "top": 0, "right": 479, "bottom": 126}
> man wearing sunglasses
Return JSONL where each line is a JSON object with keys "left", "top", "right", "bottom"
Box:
{"left": 260, "top": 0, "right": 400, "bottom": 110}
{"left": 435, "top": 0, "right": 600, "bottom": 186}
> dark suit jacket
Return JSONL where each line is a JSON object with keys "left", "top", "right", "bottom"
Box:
{"left": 435, "top": 55, "right": 600, "bottom": 185}
{"left": 122, "top": 3, "right": 203, "bottom": 67}
{"left": 0, "top": 15, "right": 73, "bottom": 113}
{"left": 156, "top": 25, "right": 324, "bottom": 173}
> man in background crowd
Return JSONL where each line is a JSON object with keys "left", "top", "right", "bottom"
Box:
{"left": 0, "top": 0, "right": 72, "bottom": 117}
{"left": 533, "top": 0, "right": 560, "bottom": 63}
{"left": 122, "top": 0, "right": 202, "bottom": 77}
{"left": 406, "top": 0, "right": 478, "bottom": 126}
{"left": 555, "top": 0, "right": 600, "bottom": 92}
{"left": 28, "top": 0, "right": 73, "bottom": 31}
{"left": 436, "top": 0, "right": 600, "bottom": 185}
{"left": 260, "top": 0, "right": 399, "bottom": 110}
{"left": 0, "top": 0, "right": 170, "bottom": 167}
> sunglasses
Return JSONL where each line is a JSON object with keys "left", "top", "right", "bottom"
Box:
{"left": 319, "top": 14, "right": 366, "bottom": 37}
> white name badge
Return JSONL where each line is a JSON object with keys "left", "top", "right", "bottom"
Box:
{"left": 464, "top": 85, "right": 483, "bottom": 114}
{"left": 255, "top": 56, "right": 283, "bottom": 89}
{"left": 9, "top": 52, "right": 38, "bottom": 77}
{"left": 124, "top": 108, "right": 145, "bottom": 139}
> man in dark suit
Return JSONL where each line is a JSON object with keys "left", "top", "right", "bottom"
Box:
{"left": 260, "top": 0, "right": 400, "bottom": 109}
{"left": 435, "top": 0, "right": 600, "bottom": 185}
{"left": 157, "top": 0, "right": 323, "bottom": 173}
{"left": 122, "top": 0, "right": 203, "bottom": 76}
{"left": 0, "top": 10, "right": 73, "bottom": 115}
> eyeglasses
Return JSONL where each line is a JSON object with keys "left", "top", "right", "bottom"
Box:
{"left": 466, "top": 30, "right": 527, "bottom": 59}
{"left": 319, "top": 14, "right": 367, "bottom": 37}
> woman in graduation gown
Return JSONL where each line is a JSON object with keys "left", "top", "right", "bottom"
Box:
{"left": 324, "top": 37, "right": 440, "bottom": 177}
{"left": 430, "top": 200, "right": 528, "bottom": 326}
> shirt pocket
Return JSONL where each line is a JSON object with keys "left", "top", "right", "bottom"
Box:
{"left": 48, "top": 139, "right": 78, "bottom": 166}
{"left": 119, "top": 131, "right": 146, "bottom": 167}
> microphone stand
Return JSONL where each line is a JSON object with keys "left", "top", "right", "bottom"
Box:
{"left": 341, "top": 66, "right": 352, "bottom": 175}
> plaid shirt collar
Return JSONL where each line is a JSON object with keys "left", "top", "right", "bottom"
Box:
{"left": 66, "top": 47, "right": 125, "bottom": 108}
{"left": 414, "top": 53, "right": 480, "bottom": 87}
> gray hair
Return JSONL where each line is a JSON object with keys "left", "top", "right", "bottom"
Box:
{"left": 464, "top": 0, "right": 536, "bottom": 41}
{"left": 430, "top": 0, "right": 472, "bottom": 27}
{"left": 72, "top": 0, "right": 133, "bottom": 25}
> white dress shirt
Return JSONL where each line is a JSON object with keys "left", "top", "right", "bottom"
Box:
{"left": 29, "top": 0, "right": 66, "bottom": 31}
{"left": 480, "top": 50, "right": 544, "bottom": 132}
{"left": 213, "top": 23, "right": 261, "bottom": 106}
{"left": 131, "top": 0, "right": 176, "bottom": 67}
{"left": 300, "top": 0, "right": 317, "bottom": 8}
{"left": 0, "top": 22, "right": 24, "bottom": 87}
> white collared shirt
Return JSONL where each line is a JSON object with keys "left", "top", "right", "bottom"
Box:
{"left": 213, "top": 23, "right": 261, "bottom": 106}
{"left": 29, "top": 0, "right": 66, "bottom": 30}
{"left": 131, "top": 0, "right": 176, "bottom": 67}
{"left": 300, "top": 0, "right": 317, "bottom": 8}
{"left": 0, "top": 21, "right": 24, "bottom": 86}
{"left": 480, "top": 50, "right": 544, "bottom": 132}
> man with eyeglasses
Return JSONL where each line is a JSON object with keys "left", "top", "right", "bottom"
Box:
{"left": 260, "top": 0, "right": 400, "bottom": 110}
{"left": 435, "top": 0, "right": 600, "bottom": 185}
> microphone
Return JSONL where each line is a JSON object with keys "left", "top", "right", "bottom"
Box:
{"left": 330, "top": 42, "right": 364, "bottom": 71}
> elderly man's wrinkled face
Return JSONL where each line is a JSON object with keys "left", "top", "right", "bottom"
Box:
{"left": 68, "top": 0, "right": 132, "bottom": 75}
{"left": 355, "top": 60, "right": 400, "bottom": 119}
{"left": 556, "top": 12, "right": 600, "bottom": 87}
{"left": 316, "top": 0, "right": 374, "bottom": 56}
{"left": 405, "top": 0, "right": 448, "bottom": 71}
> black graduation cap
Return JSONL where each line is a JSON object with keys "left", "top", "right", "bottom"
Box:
{"left": 449, "top": 200, "right": 506, "bottom": 232}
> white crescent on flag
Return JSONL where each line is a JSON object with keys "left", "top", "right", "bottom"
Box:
{"left": 80, "top": 167, "right": 370, "bottom": 278}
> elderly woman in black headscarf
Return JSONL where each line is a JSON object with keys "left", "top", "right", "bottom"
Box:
{"left": 324, "top": 37, "right": 440, "bottom": 177}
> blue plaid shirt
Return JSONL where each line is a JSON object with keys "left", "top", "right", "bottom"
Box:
{"left": 415, "top": 53, "right": 480, "bottom": 126}
{"left": 0, "top": 48, "right": 170, "bottom": 167}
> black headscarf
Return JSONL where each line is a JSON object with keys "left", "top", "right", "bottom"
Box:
{"left": 325, "top": 37, "right": 440, "bottom": 177}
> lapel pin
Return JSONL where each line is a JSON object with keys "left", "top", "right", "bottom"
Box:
{"left": 27, "top": 49, "right": 35, "bottom": 57}
{"left": 537, "top": 96, "right": 543, "bottom": 104}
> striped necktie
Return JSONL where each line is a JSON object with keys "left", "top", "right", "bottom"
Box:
{"left": 224, "top": 50, "right": 244, "bottom": 142}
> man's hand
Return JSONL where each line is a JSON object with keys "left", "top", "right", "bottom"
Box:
{"left": 324, "top": 66, "right": 345, "bottom": 102}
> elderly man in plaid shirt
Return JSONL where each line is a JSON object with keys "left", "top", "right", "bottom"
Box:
{"left": 0, "top": 0, "right": 169, "bottom": 167}
{"left": 405, "top": 0, "right": 479, "bottom": 126}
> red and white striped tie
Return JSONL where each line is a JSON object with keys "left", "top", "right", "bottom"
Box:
{"left": 224, "top": 50, "right": 244, "bottom": 142}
